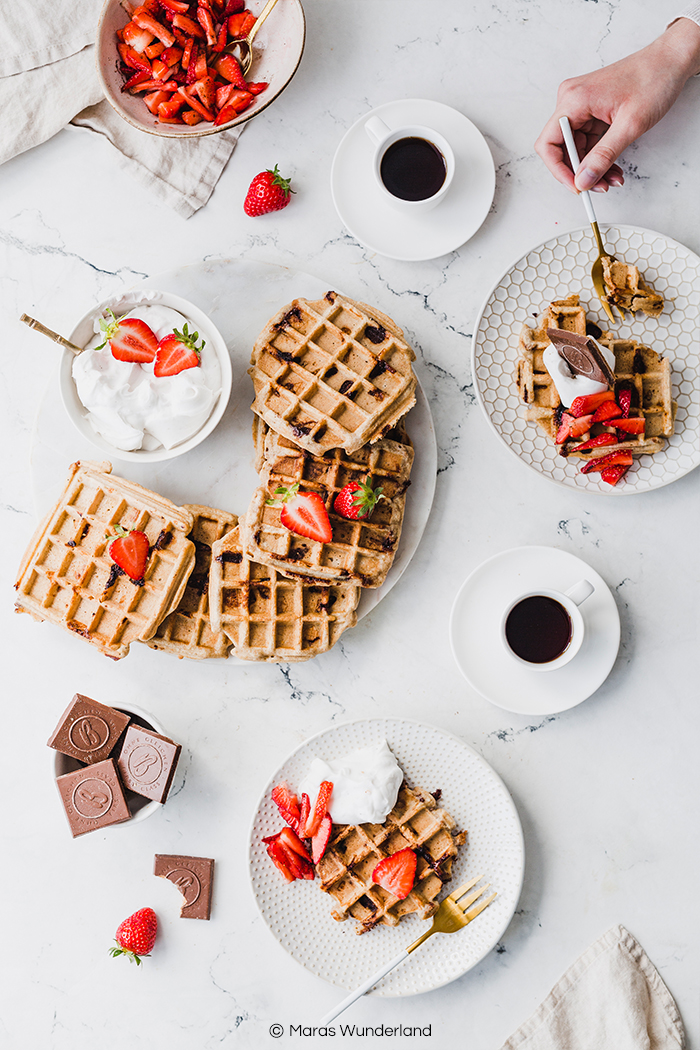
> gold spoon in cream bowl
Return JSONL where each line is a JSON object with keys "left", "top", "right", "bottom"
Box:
{"left": 222, "top": 0, "right": 281, "bottom": 76}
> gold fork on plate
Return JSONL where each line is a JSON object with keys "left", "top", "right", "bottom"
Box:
{"left": 318, "top": 875, "right": 497, "bottom": 1025}
{"left": 558, "top": 116, "right": 621, "bottom": 325}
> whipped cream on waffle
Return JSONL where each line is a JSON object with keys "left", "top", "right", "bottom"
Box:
{"left": 73, "top": 304, "right": 221, "bottom": 451}
{"left": 542, "top": 335, "right": 615, "bottom": 409}
{"left": 299, "top": 739, "right": 402, "bottom": 825}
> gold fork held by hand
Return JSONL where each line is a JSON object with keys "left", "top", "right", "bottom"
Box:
{"left": 558, "top": 116, "right": 620, "bottom": 325}
{"left": 318, "top": 875, "right": 497, "bottom": 1026}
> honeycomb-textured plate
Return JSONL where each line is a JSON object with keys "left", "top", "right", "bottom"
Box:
{"left": 249, "top": 718, "right": 524, "bottom": 996}
{"left": 472, "top": 225, "right": 700, "bottom": 494}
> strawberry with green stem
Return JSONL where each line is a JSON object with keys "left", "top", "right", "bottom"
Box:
{"left": 107, "top": 524, "right": 150, "bottom": 583}
{"left": 96, "top": 308, "right": 158, "bottom": 363}
{"left": 267, "top": 485, "right": 332, "bottom": 544}
{"left": 243, "top": 165, "right": 294, "bottom": 217}
{"left": 153, "top": 323, "right": 204, "bottom": 377}
{"left": 109, "top": 908, "right": 157, "bottom": 965}
{"left": 333, "top": 476, "right": 385, "bottom": 521}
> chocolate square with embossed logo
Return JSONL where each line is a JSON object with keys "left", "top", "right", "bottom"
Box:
{"left": 117, "top": 725, "right": 181, "bottom": 804}
{"left": 56, "top": 758, "right": 131, "bottom": 837}
{"left": 47, "top": 694, "right": 131, "bottom": 765}
{"left": 154, "top": 854, "right": 214, "bottom": 919}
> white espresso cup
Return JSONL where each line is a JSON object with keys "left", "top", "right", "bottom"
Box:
{"left": 500, "top": 579, "right": 594, "bottom": 672}
{"left": 364, "top": 116, "right": 455, "bottom": 213}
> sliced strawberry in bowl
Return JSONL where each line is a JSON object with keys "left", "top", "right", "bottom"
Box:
{"left": 97, "top": 308, "right": 158, "bottom": 362}
{"left": 268, "top": 485, "right": 332, "bottom": 543}
{"left": 153, "top": 323, "right": 204, "bottom": 376}
{"left": 372, "top": 848, "right": 417, "bottom": 900}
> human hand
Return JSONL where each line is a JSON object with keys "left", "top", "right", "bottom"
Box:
{"left": 535, "top": 18, "right": 700, "bottom": 193}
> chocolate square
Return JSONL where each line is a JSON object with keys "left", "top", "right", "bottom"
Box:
{"left": 546, "top": 327, "right": 615, "bottom": 385}
{"left": 117, "top": 725, "right": 181, "bottom": 804}
{"left": 47, "top": 694, "right": 130, "bottom": 764}
{"left": 154, "top": 855, "right": 214, "bottom": 920}
{"left": 56, "top": 759, "right": 131, "bottom": 837}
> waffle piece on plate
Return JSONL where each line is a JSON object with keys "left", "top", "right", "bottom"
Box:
{"left": 601, "top": 257, "right": 664, "bottom": 317}
{"left": 14, "top": 461, "right": 195, "bottom": 659}
{"left": 316, "top": 782, "right": 466, "bottom": 934}
{"left": 241, "top": 427, "right": 414, "bottom": 588}
{"left": 208, "top": 526, "right": 360, "bottom": 662}
{"left": 145, "top": 505, "right": 238, "bottom": 659}
{"left": 249, "top": 292, "right": 417, "bottom": 455}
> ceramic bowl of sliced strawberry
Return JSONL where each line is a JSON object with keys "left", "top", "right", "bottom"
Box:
{"left": 96, "top": 0, "right": 306, "bottom": 137}
{"left": 60, "top": 288, "right": 232, "bottom": 462}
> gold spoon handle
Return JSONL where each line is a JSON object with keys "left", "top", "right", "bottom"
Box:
{"left": 20, "top": 314, "right": 84, "bottom": 355}
{"left": 247, "top": 0, "right": 280, "bottom": 47}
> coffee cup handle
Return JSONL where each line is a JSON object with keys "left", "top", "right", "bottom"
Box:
{"left": 565, "top": 580, "right": 594, "bottom": 606}
{"left": 365, "top": 116, "right": 391, "bottom": 146}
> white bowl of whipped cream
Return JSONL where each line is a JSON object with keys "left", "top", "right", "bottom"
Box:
{"left": 60, "top": 289, "right": 232, "bottom": 462}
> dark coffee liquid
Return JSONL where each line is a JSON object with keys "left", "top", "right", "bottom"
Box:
{"left": 380, "top": 137, "right": 447, "bottom": 201}
{"left": 505, "top": 596, "right": 572, "bottom": 664}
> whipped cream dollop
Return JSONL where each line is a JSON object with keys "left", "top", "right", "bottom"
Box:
{"left": 542, "top": 337, "right": 615, "bottom": 409}
{"left": 72, "top": 303, "right": 221, "bottom": 451}
{"left": 298, "top": 739, "right": 403, "bottom": 825}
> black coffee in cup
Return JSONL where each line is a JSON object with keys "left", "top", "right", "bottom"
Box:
{"left": 380, "top": 137, "right": 447, "bottom": 201}
{"left": 505, "top": 595, "right": 572, "bottom": 664}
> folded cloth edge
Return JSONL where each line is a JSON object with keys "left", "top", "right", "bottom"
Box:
{"left": 499, "top": 925, "right": 686, "bottom": 1050}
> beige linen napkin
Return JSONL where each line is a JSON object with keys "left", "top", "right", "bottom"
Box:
{"left": 500, "top": 926, "right": 686, "bottom": 1050}
{"left": 0, "top": 0, "right": 241, "bottom": 217}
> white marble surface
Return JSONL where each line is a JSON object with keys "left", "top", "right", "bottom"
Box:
{"left": 1, "top": 2, "right": 698, "bottom": 1048}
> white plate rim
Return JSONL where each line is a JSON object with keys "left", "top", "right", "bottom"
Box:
{"left": 471, "top": 223, "right": 700, "bottom": 495}
{"left": 247, "top": 716, "right": 525, "bottom": 996}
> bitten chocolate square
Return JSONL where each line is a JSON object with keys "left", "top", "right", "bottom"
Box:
{"left": 56, "top": 759, "right": 131, "bottom": 837}
{"left": 117, "top": 725, "right": 181, "bottom": 804}
{"left": 154, "top": 854, "right": 214, "bottom": 919}
{"left": 47, "top": 694, "right": 130, "bottom": 764}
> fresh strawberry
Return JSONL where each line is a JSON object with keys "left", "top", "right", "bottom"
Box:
{"left": 243, "top": 165, "right": 294, "bottom": 217}
{"left": 569, "top": 390, "right": 616, "bottom": 418}
{"left": 108, "top": 525, "right": 150, "bottom": 582}
{"left": 613, "top": 417, "right": 646, "bottom": 435}
{"left": 590, "top": 399, "right": 622, "bottom": 423}
{"left": 264, "top": 835, "right": 295, "bottom": 882}
{"left": 214, "top": 91, "right": 254, "bottom": 125}
{"left": 269, "top": 485, "right": 332, "bottom": 543}
{"left": 245, "top": 81, "right": 268, "bottom": 95}
{"left": 96, "top": 308, "right": 158, "bottom": 362}
{"left": 566, "top": 413, "right": 595, "bottom": 439}
{"left": 333, "top": 477, "right": 384, "bottom": 521}
{"left": 271, "top": 783, "right": 301, "bottom": 830}
{"left": 181, "top": 108, "right": 202, "bottom": 125}
{"left": 311, "top": 813, "right": 332, "bottom": 864}
{"left": 132, "top": 9, "right": 176, "bottom": 46}
{"left": 173, "top": 13, "right": 205, "bottom": 38}
{"left": 153, "top": 323, "right": 204, "bottom": 377}
{"left": 580, "top": 451, "right": 634, "bottom": 474}
{"left": 305, "top": 781, "right": 333, "bottom": 838}
{"left": 109, "top": 908, "right": 157, "bottom": 964}
{"left": 372, "top": 848, "right": 417, "bottom": 900}
{"left": 299, "top": 793, "right": 311, "bottom": 838}
{"left": 196, "top": 4, "right": 217, "bottom": 46}
{"left": 263, "top": 831, "right": 314, "bottom": 881}
{"left": 278, "top": 826, "right": 312, "bottom": 863}
{"left": 214, "top": 53, "right": 248, "bottom": 88}
{"left": 616, "top": 386, "right": 633, "bottom": 418}
{"left": 570, "top": 434, "right": 618, "bottom": 453}
{"left": 555, "top": 412, "right": 575, "bottom": 444}
{"left": 601, "top": 464, "right": 630, "bottom": 485}
{"left": 224, "top": 0, "right": 245, "bottom": 14}
{"left": 123, "top": 20, "right": 155, "bottom": 52}
{"left": 122, "top": 69, "right": 151, "bottom": 92}
{"left": 228, "top": 10, "right": 256, "bottom": 38}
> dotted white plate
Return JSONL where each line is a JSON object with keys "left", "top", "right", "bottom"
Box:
{"left": 472, "top": 225, "right": 700, "bottom": 494}
{"left": 249, "top": 718, "right": 524, "bottom": 996}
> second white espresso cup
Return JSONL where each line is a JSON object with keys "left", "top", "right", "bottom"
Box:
{"left": 364, "top": 116, "right": 455, "bottom": 213}
{"left": 501, "top": 579, "right": 595, "bottom": 672}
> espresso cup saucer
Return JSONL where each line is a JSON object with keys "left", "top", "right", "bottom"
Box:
{"left": 449, "top": 546, "right": 620, "bottom": 716}
{"left": 330, "top": 98, "right": 495, "bottom": 262}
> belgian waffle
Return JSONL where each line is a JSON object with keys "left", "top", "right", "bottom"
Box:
{"left": 208, "top": 526, "right": 360, "bottom": 662}
{"left": 248, "top": 292, "right": 416, "bottom": 455}
{"left": 240, "top": 428, "right": 414, "bottom": 588}
{"left": 14, "top": 461, "right": 195, "bottom": 659}
{"left": 145, "top": 504, "right": 237, "bottom": 659}
{"left": 602, "top": 257, "right": 664, "bottom": 317}
{"left": 316, "top": 781, "right": 466, "bottom": 935}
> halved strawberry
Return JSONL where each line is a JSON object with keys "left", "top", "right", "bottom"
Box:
{"left": 601, "top": 464, "right": 630, "bottom": 485}
{"left": 569, "top": 390, "right": 616, "bottom": 418}
{"left": 153, "top": 323, "right": 203, "bottom": 377}
{"left": 271, "top": 783, "right": 301, "bottom": 830}
{"left": 372, "top": 848, "right": 417, "bottom": 900}
{"left": 590, "top": 399, "right": 622, "bottom": 423}
{"left": 570, "top": 434, "right": 618, "bottom": 453}
{"left": 613, "top": 417, "right": 646, "bottom": 435}
{"left": 264, "top": 832, "right": 314, "bottom": 880}
{"left": 96, "top": 308, "right": 158, "bottom": 362}
{"left": 269, "top": 485, "right": 332, "bottom": 544}
{"left": 264, "top": 836, "right": 295, "bottom": 882}
{"left": 107, "top": 525, "right": 150, "bottom": 582}
{"left": 311, "top": 813, "right": 332, "bottom": 864}
{"left": 277, "top": 826, "right": 312, "bottom": 863}
{"left": 299, "top": 793, "right": 311, "bottom": 839}
{"left": 305, "top": 780, "right": 333, "bottom": 838}
{"left": 580, "top": 451, "right": 634, "bottom": 475}
{"left": 566, "top": 413, "right": 595, "bottom": 439}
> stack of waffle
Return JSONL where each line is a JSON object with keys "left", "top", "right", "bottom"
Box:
{"left": 515, "top": 294, "right": 675, "bottom": 460}
{"left": 601, "top": 257, "right": 664, "bottom": 317}
{"left": 316, "top": 781, "right": 466, "bottom": 934}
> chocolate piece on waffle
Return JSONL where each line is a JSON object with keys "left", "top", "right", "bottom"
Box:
{"left": 208, "top": 526, "right": 360, "bottom": 662}
{"left": 546, "top": 328, "right": 614, "bottom": 386}
{"left": 145, "top": 504, "right": 237, "bottom": 659}
{"left": 241, "top": 424, "right": 414, "bottom": 588}
{"left": 602, "top": 257, "right": 664, "bottom": 317}
{"left": 14, "top": 461, "right": 195, "bottom": 659}
{"left": 316, "top": 781, "right": 466, "bottom": 934}
{"left": 249, "top": 292, "right": 416, "bottom": 455}
{"left": 515, "top": 295, "right": 587, "bottom": 442}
